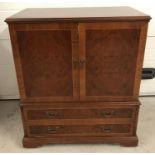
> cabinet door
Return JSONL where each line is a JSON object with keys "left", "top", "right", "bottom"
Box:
{"left": 79, "top": 22, "right": 148, "bottom": 101}
{"left": 9, "top": 23, "right": 79, "bottom": 102}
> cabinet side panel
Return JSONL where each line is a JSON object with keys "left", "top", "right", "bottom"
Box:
{"left": 133, "top": 23, "right": 148, "bottom": 96}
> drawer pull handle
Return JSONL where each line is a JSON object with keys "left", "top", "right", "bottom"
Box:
{"left": 47, "top": 126, "right": 62, "bottom": 133}
{"left": 46, "top": 111, "right": 58, "bottom": 118}
{"left": 100, "top": 126, "right": 112, "bottom": 133}
{"left": 101, "top": 110, "right": 114, "bottom": 118}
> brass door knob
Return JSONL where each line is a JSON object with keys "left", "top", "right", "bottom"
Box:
{"left": 79, "top": 59, "right": 85, "bottom": 67}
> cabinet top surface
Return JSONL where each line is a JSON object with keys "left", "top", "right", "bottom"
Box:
{"left": 5, "top": 7, "right": 151, "bottom": 23}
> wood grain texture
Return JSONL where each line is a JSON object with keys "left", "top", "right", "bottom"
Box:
{"left": 5, "top": 7, "right": 151, "bottom": 23}
{"left": 8, "top": 24, "right": 26, "bottom": 99}
{"left": 26, "top": 108, "right": 134, "bottom": 120}
{"left": 79, "top": 22, "right": 146, "bottom": 101}
{"left": 21, "top": 101, "right": 140, "bottom": 106}
{"left": 28, "top": 124, "right": 132, "bottom": 137}
{"left": 85, "top": 29, "right": 139, "bottom": 96}
{"left": 9, "top": 23, "right": 79, "bottom": 102}
{"left": 133, "top": 23, "right": 149, "bottom": 96}
{"left": 25, "top": 118, "right": 133, "bottom": 125}
{"left": 23, "top": 136, "right": 138, "bottom": 148}
{"left": 17, "top": 30, "right": 73, "bottom": 97}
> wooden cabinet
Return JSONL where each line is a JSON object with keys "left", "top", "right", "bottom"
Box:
{"left": 5, "top": 7, "right": 151, "bottom": 147}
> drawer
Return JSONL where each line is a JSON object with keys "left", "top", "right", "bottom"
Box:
{"left": 28, "top": 124, "right": 132, "bottom": 137}
{"left": 24, "top": 107, "right": 135, "bottom": 120}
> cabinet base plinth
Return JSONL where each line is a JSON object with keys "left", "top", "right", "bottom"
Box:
{"left": 23, "top": 136, "right": 138, "bottom": 148}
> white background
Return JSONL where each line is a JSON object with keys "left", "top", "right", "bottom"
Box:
{"left": 0, "top": 0, "right": 155, "bottom": 99}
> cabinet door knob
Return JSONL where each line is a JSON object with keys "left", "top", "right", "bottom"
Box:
{"left": 79, "top": 59, "right": 85, "bottom": 67}
{"left": 45, "top": 111, "right": 58, "bottom": 118}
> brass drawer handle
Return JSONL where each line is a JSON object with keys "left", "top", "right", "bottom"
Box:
{"left": 73, "top": 59, "right": 85, "bottom": 68}
{"left": 45, "top": 111, "right": 59, "bottom": 118}
{"left": 100, "top": 110, "right": 114, "bottom": 118}
{"left": 47, "top": 126, "right": 63, "bottom": 133}
{"left": 99, "top": 125, "right": 113, "bottom": 133}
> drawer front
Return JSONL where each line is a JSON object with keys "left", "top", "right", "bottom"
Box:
{"left": 25, "top": 108, "right": 135, "bottom": 120}
{"left": 28, "top": 124, "right": 132, "bottom": 137}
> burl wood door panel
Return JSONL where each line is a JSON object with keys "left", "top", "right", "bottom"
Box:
{"left": 10, "top": 23, "right": 79, "bottom": 102}
{"left": 79, "top": 22, "right": 148, "bottom": 101}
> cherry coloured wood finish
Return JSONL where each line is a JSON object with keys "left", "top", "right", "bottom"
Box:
{"left": 26, "top": 108, "right": 134, "bottom": 120}
{"left": 28, "top": 124, "right": 132, "bottom": 137}
{"left": 85, "top": 28, "right": 139, "bottom": 96}
{"left": 17, "top": 30, "right": 73, "bottom": 97}
{"left": 23, "top": 136, "right": 138, "bottom": 148}
{"left": 78, "top": 21, "right": 148, "bottom": 101}
{"left": 9, "top": 23, "right": 79, "bottom": 102}
{"left": 6, "top": 7, "right": 151, "bottom": 148}
{"left": 5, "top": 7, "right": 151, "bottom": 23}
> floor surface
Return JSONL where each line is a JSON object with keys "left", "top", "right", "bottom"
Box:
{"left": 0, "top": 97, "right": 155, "bottom": 153}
